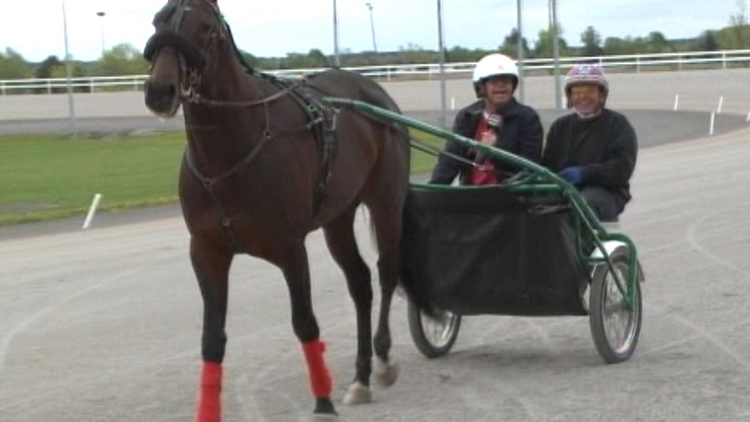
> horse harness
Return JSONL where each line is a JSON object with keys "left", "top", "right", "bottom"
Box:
{"left": 274, "top": 76, "right": 339, "bottom": 216}
{"left": 146, "top": 0, "right": 340, "bottom": 222}
{"left": 178, "top": 74, "right": 340, "bottom": 229}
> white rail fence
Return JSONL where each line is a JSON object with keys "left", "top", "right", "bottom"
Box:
{"left": 2, "top": 49, "right": 749, "bottom": 95}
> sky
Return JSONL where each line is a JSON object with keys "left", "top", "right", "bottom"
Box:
{"left": 0, "top": 0, "right": 740, "bottom": 62}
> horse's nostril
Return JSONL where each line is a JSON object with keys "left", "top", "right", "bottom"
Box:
{"left": 145, "top": 79, "right": 180, "bottom": 116}
{"left": 167, "top": 85, "right": 178, "bottom": 97}
{"left": 146, "top": 80, "right": 177, "bottom": 98}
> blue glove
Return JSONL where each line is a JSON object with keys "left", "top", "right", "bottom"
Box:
{"left": 559, "top": 167, "right": 584, "bottom": 185}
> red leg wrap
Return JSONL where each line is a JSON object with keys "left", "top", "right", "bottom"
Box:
{"left": 302, "top": 339, "right": 333, "bottom": 398}
{"left": 196, "top": 362, "right": 222, "bottom": 422}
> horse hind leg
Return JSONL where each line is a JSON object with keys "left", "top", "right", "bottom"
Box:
{"left": 190, "top": 236, "right": 233, "bottom": 422}
{"left": 323, "top": 205, "right": 375, "bottom": 406}
{"left": 364, "top": 173, "right": 407, "bottom": 388}
{"left": 368, "top": 207, "right": 402, "bottom": 388}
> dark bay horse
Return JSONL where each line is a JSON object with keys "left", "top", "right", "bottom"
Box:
{"left": 143, "top": 0, "right": 411, "bottom": 420}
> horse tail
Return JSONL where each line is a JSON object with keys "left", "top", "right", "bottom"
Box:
{"left": 361, "top": 186, "right": 431, "bottom": 313}
{"left": 322, "top": 68, "right": 428, "bottom": 309}
{"left": 355, "top": 76, "right": 431, "bottom": 311}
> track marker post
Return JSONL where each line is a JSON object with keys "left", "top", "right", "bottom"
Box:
{"left": 82, "top": 193, "right": 103, "bottom": 230}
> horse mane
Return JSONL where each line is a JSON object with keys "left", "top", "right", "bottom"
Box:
{"left": 223, "top": 18, "right": 333, "bottom": 97}
{"left": 223, "top": 20, "right": 257, "bottom": 76}
{"left": 223, "top": 18, "right": 340, "bottom": 86}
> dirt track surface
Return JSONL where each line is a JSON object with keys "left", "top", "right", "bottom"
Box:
{"left": 1, "top": 69, "right": 750, "bottom": 421}
{"left": 2, "top": 126, "right": 750, "bottom": 421}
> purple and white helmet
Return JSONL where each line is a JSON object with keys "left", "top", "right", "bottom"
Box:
{"left": 564, "top": 64, "right": 609, "bottom": 97}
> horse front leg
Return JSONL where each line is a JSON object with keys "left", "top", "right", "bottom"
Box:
{"left": 279, "top": 241, "right": 337, "bottom": 421}
{"left": 190, "top": 236, "right": 233, "bottom": 422}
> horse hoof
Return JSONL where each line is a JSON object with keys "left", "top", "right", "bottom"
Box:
{"left": 342, "top": 381, "right": 372, "bottom": 405}
{"left": 312, "top": 413, "right": 339, "bottom": 422}
{"left": 374, "top": 357, "right": 399, "bottom": 387}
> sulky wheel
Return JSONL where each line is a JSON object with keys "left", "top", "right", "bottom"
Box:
{"left": 407, "top": 300, "right": 461, "bottom": 358}
{"left": 589, "top": 245, "right": 643, "bottom": 364}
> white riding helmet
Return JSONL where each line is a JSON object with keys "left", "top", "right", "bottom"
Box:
{"left": 472, "top": 53, "right": 519, "bottom": 97}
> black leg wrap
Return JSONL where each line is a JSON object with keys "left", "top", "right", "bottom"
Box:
{"left": 354, "top": 355, "right": 372, "bottom": 387}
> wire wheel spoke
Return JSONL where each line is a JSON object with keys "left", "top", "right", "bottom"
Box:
{"left": 408, "top": 301, "right": 461, "bottom": 358}
{"left": 421, "top": 311, "right": 456, "bottom": 347}
{"left": 590, "top": 247, "right": 642, "bottom": 363}
{"left": 604, "top": 264, "right": 639, "bottom": 351}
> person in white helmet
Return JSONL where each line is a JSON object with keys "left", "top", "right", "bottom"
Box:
{"left": 430, "top": 53, "right": 543, "bottom": 185}
{"left": 542, "top": 64, "right": 638, "bottom": 221}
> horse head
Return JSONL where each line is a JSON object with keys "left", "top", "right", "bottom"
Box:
{"left": 143, "top": 0, "right": 227, "bottom": 117}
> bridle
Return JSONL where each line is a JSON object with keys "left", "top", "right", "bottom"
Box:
{"left": 143, "top": 0, "right": 223, "bottom": 99}
{"left": 142, "top": 0, "right": 341, "bottom": 224}
{"left": 144, "top": 0, "right": 297, "bottom": 108}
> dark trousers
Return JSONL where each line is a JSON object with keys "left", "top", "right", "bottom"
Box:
{"left": 580, "top": 186, "right": 625, "bottom": 222}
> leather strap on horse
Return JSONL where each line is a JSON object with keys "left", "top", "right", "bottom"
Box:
{"left": 145, "top": 0, "right": 207, "bottom": 70}
{"left": 143, "top": 31, "right": 207, "bottom": 70}
{"left": 271, "top": 77, "right": 338, "bottom": 217}
{"left": 298, "top": 86, "right": 338, "bottom": 216}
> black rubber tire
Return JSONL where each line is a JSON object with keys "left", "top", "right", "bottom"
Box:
{"left": 589, "top": 246, "right": 643, "bottom": 364}
{"left": 406, "top": 300, "right": 461, "bottom": 358}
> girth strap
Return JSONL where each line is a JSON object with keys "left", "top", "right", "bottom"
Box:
{"left": 271, "top": 77, "right": 339, "bottom": 216}
{"left": 300, "top": 88, "right": 338, "bottom": 215}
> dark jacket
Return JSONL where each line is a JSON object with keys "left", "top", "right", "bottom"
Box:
{"left": 429, "top": 98, "right": 544, "bottom": 185}
{"left": 542, "top": 108, "right": 638, "bottom": 203}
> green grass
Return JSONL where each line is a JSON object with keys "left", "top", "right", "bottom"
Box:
{"left": 409, "top": 129, "right": 444, "bottom": 174}
{"left": 0, "top": 133, "right": 185, "bottom": 226}
{"left": 0, "top": 130, "right": 445, "bottom": 226}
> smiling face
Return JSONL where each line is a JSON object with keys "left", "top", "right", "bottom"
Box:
{"left": 480, "top": 75, "right": 516, "bottom": 109}
{"left": 568, "top": 83, "right": 606, "bottom": 116}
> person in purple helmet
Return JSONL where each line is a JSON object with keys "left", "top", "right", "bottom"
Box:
{"left": 542, "top": 64, "right": 638, "bottom": 221}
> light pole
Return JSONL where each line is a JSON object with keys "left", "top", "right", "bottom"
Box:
{"left": 550, "top": 0, "right": 562, "bottom": 114}
{"left": 96, "top": 11, "right": 106, "bottom": 56}
{"left": 516, "top": 0, "right": 525, "bottom": 103}
{"left": 365, "top": 3, "right": 377, "bottom": 52}
{"left": 333, "top": 0, "right": 341, "bottom": 67}
{"left": 62, "top": 0, "right": 76, "bottom": 137}
{"left": 436, "top": 0, "right": 447, "bottom": 129}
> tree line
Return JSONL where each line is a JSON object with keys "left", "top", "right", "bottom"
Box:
{"left": 1, "top": 23, "right": 748, "bottom": 84}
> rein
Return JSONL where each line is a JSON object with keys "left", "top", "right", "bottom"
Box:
{"left": 409, "top": 138, "right": 484, "bottom": 169}
{"left": 181, "top": 79, "right": 300, "bottom": 108}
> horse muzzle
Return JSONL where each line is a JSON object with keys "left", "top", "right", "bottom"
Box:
{"left": 144, "top": 79, "right": 181, "bottom": 118}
